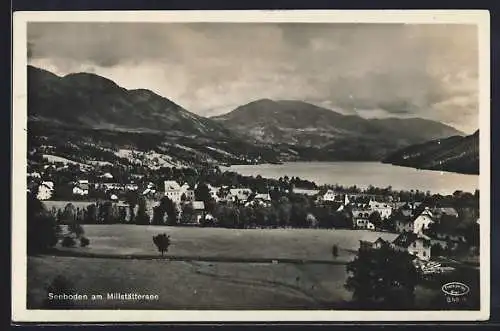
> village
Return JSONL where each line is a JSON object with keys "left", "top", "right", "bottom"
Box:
{"left": 27, "top": 148, "right": 480, "bottom": 275}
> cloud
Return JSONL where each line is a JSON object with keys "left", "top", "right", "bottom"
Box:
{"left": 27, "top": 22, "right": 479, "bottom": 133}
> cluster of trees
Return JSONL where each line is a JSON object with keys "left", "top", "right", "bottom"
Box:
{"left": 27, "top": 193, "right": 90, "bottom": 255}
{"left": 207, "top": 196, "right": 351, "bottom": 229}
{"left": 48, "top": 202, "right": 127, "bottom": 225}
{"left": 28, "top": 194, "right": 60, "bottom": 254}
{"left": 346, "top": 242, "right": 477, "bottom": 309}
{"left": 345, "top": 243, "right": 419, "bottom": 309}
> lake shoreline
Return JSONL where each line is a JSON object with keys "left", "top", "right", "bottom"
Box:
{"left": 221, "top": 161, "right": 479, "bottom": 195}
{"left": 380, "top": 160, "right": 479, "bottom": 176}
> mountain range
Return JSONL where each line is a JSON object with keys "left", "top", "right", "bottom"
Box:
{"left": 212, "top": 98, "right": 462, "bottom": 148}
{"left": 27, "top": 65, "right": 473, "bottom": 167}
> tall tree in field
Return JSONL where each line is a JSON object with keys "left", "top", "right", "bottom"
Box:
{"left": 277, "top": 196, "right": 292, "bottom": 227}
{"left": 84, "top": 204, "right": 98, "bottom": 224}
{"left": 61, "top": 203, "right": 76, "bottom": 224}
{"left": 153, "top": 233, "right": 171, "bottom": 256}
{"left": 195, "top": 182, "right": 211, "bottom": 203}
{"left": 162, "top": 197, "right": 178, "bottom": 225}
{"left": 345, "top": 244, "right": 418, "bottom": 309}
{"left": 181, "top": 203, "right": 195, "bottom": 224}
{"left": 135, "top": 197, "right": 150, "bottom": 225}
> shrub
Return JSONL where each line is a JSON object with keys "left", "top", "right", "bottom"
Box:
{"left": 152, "top": 233, "right": 171, "bottom": 256}
{"left": 68, "top": 222, "right": 84, "bottom": 238}
{"left": 61, "top": 236, "right": 76, "bottom": 248}
{"left": 80, "top": 236, "right": 90, "bottom": 247}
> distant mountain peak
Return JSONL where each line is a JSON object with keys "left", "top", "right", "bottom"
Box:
{"left": 27, "top": 65, "right": 62, "bottom": 80}
{"left": 213, "top": 98, "right": 465, "bottom": 153}
{"left": 62, "top": 71, "right": 120, "bottom": 90}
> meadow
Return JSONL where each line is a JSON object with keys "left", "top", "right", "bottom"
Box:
{"left": 27, "top": 225, "right": 455, "bottom": 310}
{"left": 67, "top": 225, "right": 400, "bottom": 262}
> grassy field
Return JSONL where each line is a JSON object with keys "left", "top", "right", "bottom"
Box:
{"left": 28, "top": 256, "right": 351, "bottom": 309}
{"left": 28, "top": 225, "right": 455, "bottom": 310}
{"left": 64, "top": 225, "right": 400, "bottom": 262}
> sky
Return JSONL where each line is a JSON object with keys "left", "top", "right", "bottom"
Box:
{"left": 27, "top": 22, "right": 479, "bottom": 133}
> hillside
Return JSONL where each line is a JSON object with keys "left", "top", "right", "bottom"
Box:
{"left": 212, "top": 99, "right": 464, "bottom": 153}
{"left": 27, "top": 66, "right": 283, "bottom": 166}
{"left": 382, "top": 130, "right": 479, "bottom": 175}
{"left": 27, "top": 66, "right": 467, "bottom": 164}
{"left": 28, "top": 65, "right": 234, "bottom": 138}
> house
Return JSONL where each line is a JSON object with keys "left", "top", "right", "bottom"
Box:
{"left": 193, "top": 201, "right": 206, "bottom": 224}
{"left": 354, "top": 218, "right": 371, "bottom": 230}
{"left": 73, "top": 180, "right": 89, "bottom": 196}
{"left": 292, "top": 188, "right": 320, "bottom": 197}
{"left": 395, "top": 218, "right": 414, "bottom": 233}
{"left": 351, "top": 208, "right": 373, "bottom": 229}
{"left": 352, "top": 209, "right": 371, "bottom": 219}
{"left": 142, "top": 188, "right": 157, "bottom": 196}
{"left": 183, "top": 189, "right": 195, "bottom": 202}
{"left": 164, "top": 180, "right": 182, "bottom": 203}
{"left": 102, "top": 183, "right": 124, "bottom": 191}
{"left": 253, "top": 193, "right": 272, "bottom": 206}
{"left": 207, "top": 184, "right": 221, "bottom": 202}
{"left": 394, "top": 207, "right": 434, "bottom": 234}
{"left": 228, "top": 188, "right": 252, "bottom": 203}
{"left": 413, "top": 208, "right": 434, "bottom": 235}
{"left": 36, "top": 181, "right": 54, "bottom": 200}
{"left": 28, "top": 171, "right": 41, "bottom": 179}
{"left": 369, "top": 200, "right": 393, "bottom": 219}
{"left": 432, "top": 207, "right": 459, "bottom": 219}
{"left": 125, "top": 183, "right": 139, "bottom": 191}
{"left": 255, "top": 193, "right": 271, "bottom": 201}
{"left": 392, "top": 232, "right": 431, "bottom": 261}
{"left": 130, "top": 173, "right": 145, "bottom": 180}
{"left": 359, "top": 237, "right": 388, "bottom": 250}
{"left": 177, "top": 183, "right": 195, "bottom": 202}
{"left": 143, "top": 182, "right": 157, "bottom": 196}
{"left": 179, "top": 184, "right": 195, "bottom": 202}
{"left": 100, "top": 172, "right": 114, "bottom": 180}
{"left": 430, "top": 217, "right": 467, "bottom": 249}
{"left": 322, "top": 189, "right": 337, "bottom": 202}
{"left": 245, "top": 193, "right": 272, "bottom": 207}
{"left": 192, "top": 200, "right": 205, "bottom": 210}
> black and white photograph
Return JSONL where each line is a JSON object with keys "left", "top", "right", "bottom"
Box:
{"left": 12, "top": 10, "right": 490, "bottom": 322}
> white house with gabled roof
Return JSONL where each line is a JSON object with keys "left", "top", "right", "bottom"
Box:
{"left": 322, "top": 189, "right": 337, "bottom": 202}
{"left": 164, "top": 180, "right": 182, "bottom": 203}
{"left": 37, "top": 181, "right": 54, "bottom": 200}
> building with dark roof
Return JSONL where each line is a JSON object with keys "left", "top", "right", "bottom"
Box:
{"left": 359, "top": 237, "right": 388, "bottom": 251}
{"left": 392, "top": 232, "right": 431, "bottom": 261}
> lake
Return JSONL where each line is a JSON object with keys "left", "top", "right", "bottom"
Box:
{"left": 221, "top": 162, "right": 479, "bottom": 195}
